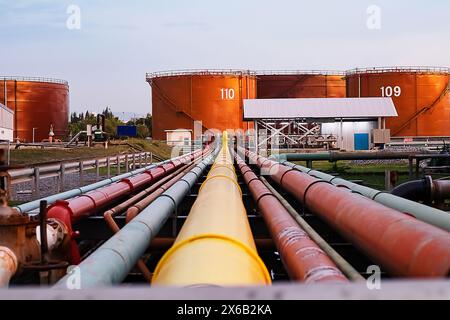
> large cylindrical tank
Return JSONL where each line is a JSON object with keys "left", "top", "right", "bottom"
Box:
{"left": 346, "top": 67, "right": 450, "bottom": 137}
{"left": 256, "top": 71, "right": 346, "bottom": 98}
{"left": 0, "top": 77, "right": 69, "bottom": 142}
{"left": 147, "top": 70, "right": 256, "bottom": 140}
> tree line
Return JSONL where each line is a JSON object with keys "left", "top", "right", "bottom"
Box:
{"left": 69, "top": 107, "right": 152, "bottom": 139}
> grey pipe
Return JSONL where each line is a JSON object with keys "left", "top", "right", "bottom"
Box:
{"left": 14, "top": 152, "right": 194, "bottom": 214}
{"left": 271, "top": 151, "right": 431, "bottom": 162}
{"left": 53, "top": 147, "right": 218, "bottom": 288}
{"left": 280, "top": 160, "right": 450, "bottom": 232}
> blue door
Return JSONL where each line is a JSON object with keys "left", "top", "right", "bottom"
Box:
{"left": 354, "top": 133, "right": 369, "bottom": 150}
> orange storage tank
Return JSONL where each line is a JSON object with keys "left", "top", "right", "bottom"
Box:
{"left": 257, "top": 71, "right": 346, "bottom": 99}
{"left": 147, "top": 70, "right": 256, "bottom": 140}
{"left": 346, "top": 67, "right": 449, "bottom": 137}
{"left": 0, "top": 77, "right": 69, "bottom": 142}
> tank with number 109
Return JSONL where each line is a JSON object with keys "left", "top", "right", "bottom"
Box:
{"left": 346, "top": 67, "right": 450, "bottom": 137}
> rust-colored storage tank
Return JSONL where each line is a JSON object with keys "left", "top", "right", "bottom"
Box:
{"left": 147, "top": 70, "right": 256, "bottom": 140}
{"left": 257, "top": 71, "right": 346, "bottom": 98}
{"left": 346, "top": 67, "right": 450, "bottom": 137}
{"left": 0, "top": 77, "right": 69, "bottom": 142}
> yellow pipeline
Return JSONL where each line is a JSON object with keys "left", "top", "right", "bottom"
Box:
{"left": 152, "top": 132, "right": 271, "bottom": 286}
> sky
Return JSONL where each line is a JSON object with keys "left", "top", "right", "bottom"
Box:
{"left": 0, "top": 0, "right": 448, "bottom": 115}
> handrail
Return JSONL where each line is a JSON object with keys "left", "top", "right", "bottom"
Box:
{"left": 346, "top": 66, "right": 449, "bottom": 75}
{"left": 146, "top": 69, "right": 256, "bottom": 79}
{"left": 146, "top": 67, "right": 449, "bottom": 79}
{"left": 256, "top": 70, "right": 345, "bottom": 76}
{"left": 0, "top": 76, "right": 68, "bottom": 85}
{"left": 7, "top": 151, "right": 153, "bottom": 186}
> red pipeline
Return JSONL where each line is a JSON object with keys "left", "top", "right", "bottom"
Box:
{"left": 47, "top": 149, "right": 206, "bottom": 264}
{"left": 235, "top": 154, "right": 347, "bottom": 283}
{"left": 243, "top": 148, "right": 450, "bottom": 277}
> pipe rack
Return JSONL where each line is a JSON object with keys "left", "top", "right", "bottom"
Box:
{"left": 235, "top": 153, "right": 347, "bottom": 283}
{"left": 54, "top": 144, "right": 218, "bottom": 288}
{"left": 152, "top": 133, "right": 271, "bottom": 286}
{"left": 280, "top": 161, "right": 450, "bottom": 232}
{"left": 46, "top": 149, "right": 206, "bottom": 264}
{"left": 243, "top": 148, "right": 450, "bottom": 277}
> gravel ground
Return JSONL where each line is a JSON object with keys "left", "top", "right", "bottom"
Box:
{"left": 10, "top": 172, "right": 108, "bottom": 203}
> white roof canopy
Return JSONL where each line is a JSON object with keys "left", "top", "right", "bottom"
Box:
{"left": 243, "top": 98, "right": 398, "bottom": 121}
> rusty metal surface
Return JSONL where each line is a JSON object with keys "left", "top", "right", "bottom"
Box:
{"left": 148, "top": 71, "right": 256, "bottom": 140}
{"left": 0, "top": 246, "right": 17, "bottom": 287}
{"left": 0, "top": 79, "right": 69, "bottom": 142}
{"left": 1, "top": 280, "right": 450, "bottom": 299}
{"left": 235, "top": 155, "right": 348, "bottom": 283}
{"left": 257, "top": 74, "right": 346, "bottom": 99}
{"left": 246, "top": 149, "right": 450, "bottom": 277}
{"left": 46, "top": 150, "right": 204, "bottom": 264}
{"left": 346, "top": 68, "right": 450, "bottom": 137}
{"left": 0, "top": 206, "right": 41, "bottom": 276}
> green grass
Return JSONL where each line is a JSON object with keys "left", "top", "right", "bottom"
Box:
{"left": 10, "top": 139, "right": 173, "bottom": 166}
{"left": 293, "top": 160, "right": 411, "bottom": 190}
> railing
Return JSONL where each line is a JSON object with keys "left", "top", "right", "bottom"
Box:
{"left": 255, "top": 70, "right": 346, "bottom": 76}
{"left": 0, "top": 140, "right": 11, "bottom": 165}
{"left": 6, "top": 152, "right": 153, "bottom": 198}
{"left": 346, "top": 66, "right": 449, "bottom": 75}
{"left": 146, "top": 67, "right": 449, "bottom": 80}
{"left": 146, "top": 69, "right": 256, "bottom": 79}
{"left": 0, "top": 76, "right": 68, "bottom": 85}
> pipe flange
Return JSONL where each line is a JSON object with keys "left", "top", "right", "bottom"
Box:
{"left": 302, "top": 180, "right": 333, "bottom": 208}
{"left": 424, "top": 175, "right": 434, "bottom": 203}
{"left": 0, "top": 206, "right": 36, "bottom": 226}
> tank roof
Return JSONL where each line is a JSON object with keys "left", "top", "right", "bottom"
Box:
{"left": 256, "top": 70, "right": 345, "bottom": 76}
{"left": 0, "top": 76, "right": 68, "bottom": 85}
{"left": 146, "top": 69, "right": 256, "bottom": 80}
{"left": 346, "top": 66, "right": 449, "bottom": 75}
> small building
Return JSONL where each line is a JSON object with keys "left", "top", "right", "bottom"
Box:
{"left": 243, "top": 97, "right": 398, "bottom": 151}
{"left": 0, "top": 103, "right": 14, "bottom": 142}
{"left": 165, "top": 129, "right": 192, "bottom": 147}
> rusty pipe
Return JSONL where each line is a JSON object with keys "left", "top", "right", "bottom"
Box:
{"left": 124, "top": 160, "right": 201, "bottom": 223}
{"left": 433, "top": 179, "right": 450, "bottom": 200}
{"left": 242, "top": 148, "right": 450, "bottom": 277}
{"left": 53, "top": 146, "right": 218, "bottom": 288}
{"left": 0, "top": 246, "right": 17, "bottom": 287}
{"left": 47, "top": 148, "right": 208, "bottom": 264}
{"left": 102, "top": 161, "right": 202, "bottom": 282}
{"left": 280, "top": 161, "right": 450, "bottom": 232}
{"left": 234, "top": 153, "right": 348, "bottom": 283}
{"left": 103, "top": 164, "right": 189, "bottom": 218}
{"left": 258, "top": 176, "right": 364, "bottom": 282}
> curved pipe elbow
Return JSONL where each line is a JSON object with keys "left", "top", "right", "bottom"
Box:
{"left": 391, "top": 179, "right": 429, "bottom": 202}
{"left": 47, "top": 201, "right": 81, "bottom": 264}
{"left": 0, "top": 246, "right": 18, "bottom": 288}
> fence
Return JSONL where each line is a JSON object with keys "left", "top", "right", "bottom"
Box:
{"left": 6, "top": 152, "right": 153, "bottom": 199}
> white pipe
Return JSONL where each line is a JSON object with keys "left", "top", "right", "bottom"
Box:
{"left": 36, "top": 220, "right": 66, "bottom": 252}
{"left": 0, "top": 246, "right": 18, "bottom": 287}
